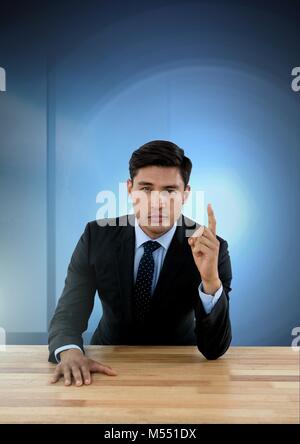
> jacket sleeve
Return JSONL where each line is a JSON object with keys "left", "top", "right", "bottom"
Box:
{"left": 47, "top": 223, "right": 97, "bottom": 363}
{"left": 193, "top": 238, "right": 233, "bottom": 360}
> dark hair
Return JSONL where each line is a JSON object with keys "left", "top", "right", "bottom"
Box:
{"left": 129, "top": 140, "right": 192, "bottom": 188}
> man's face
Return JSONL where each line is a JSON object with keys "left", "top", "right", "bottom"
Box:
{"left": 127, "top": 166, "right": 190, "bottom": 238}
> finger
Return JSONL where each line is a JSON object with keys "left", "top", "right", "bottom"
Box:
{"left": 50, "top": 368, "right": 62, "bottom": 384}
{"left": 194, "top": 235, "right": 215, "bottom": 250}
{"left": 63, "top": 367, "right": 72, "bottom": 386}
{"left": 81, "top": 365, "right": 91, "bottom": 385}
{"left": 90, "top": 361, "right": 118, "bottom": 376}
{"left": 103, "top": 367, "right": 118, "bottom": 376}
{"left": 192, "top": 225, "right": 205, "bottom": 238}
{"left": 188, "top": 237, "right": 195, "bottom": 247}
{"left": 188, "top": 225, "right": 205, "bottom": 245}
{"left": 202, "top": 226, "right": 216, "bottom": 241}
{"left": 192, "top": 242, "right": 210, "bottom": 256}
{"left": 207, "top": 203, "right": 217, "bottom": 236}
{"left": 71, "top": 366, "right": 83, "bottom": 386}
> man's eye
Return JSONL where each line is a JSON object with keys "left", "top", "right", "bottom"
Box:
{"left": 141, "top": 187, "right": 151, "bottom": 192}
{"left": 167, "top": 189, "right": 177, "bottom": 194}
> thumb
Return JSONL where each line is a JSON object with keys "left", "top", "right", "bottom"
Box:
{"left": 90, "top": 360, "right": 118, "bottom": 376}
{"left": 188, "top": 237, "right": 195, "bottom": 246}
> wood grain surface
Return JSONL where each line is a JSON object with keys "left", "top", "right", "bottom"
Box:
{"left": 0, "top": 346, "right": 299, "bottom": 424}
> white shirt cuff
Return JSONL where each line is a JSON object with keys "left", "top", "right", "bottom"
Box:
{"left": 198, "top": 282, "right": 223, "bottom": 314}
{"left": 54, "top": 344, "right": 83, "bottom": 363}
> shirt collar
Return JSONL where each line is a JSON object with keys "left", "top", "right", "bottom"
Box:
{"left": 134, "top": 216, "right": 177, "bottom": 251}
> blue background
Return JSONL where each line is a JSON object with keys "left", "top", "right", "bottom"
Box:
{"left": 0, "top": 0, "right": 299, "bottom": 346}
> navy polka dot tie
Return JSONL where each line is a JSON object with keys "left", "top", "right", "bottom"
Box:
{"left": 133, "top": 240, "right": 161, "bottom": 324}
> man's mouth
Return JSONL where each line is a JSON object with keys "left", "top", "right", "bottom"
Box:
{"left": 148, "top": 215, "right": 169, "bottom": 221}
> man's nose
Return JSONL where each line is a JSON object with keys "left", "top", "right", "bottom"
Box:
{"left": 150, "top": 190, "right": 168, "bottom": 208}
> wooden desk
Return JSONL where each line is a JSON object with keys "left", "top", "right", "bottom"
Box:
{"left": 0, "top": 346, "right": 298, "bottom": 424}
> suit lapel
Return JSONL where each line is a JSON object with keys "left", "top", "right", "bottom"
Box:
{"left": 113, "top": 214, "right": 136, "bottom": 327}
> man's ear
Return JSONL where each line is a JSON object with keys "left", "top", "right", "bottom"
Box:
{"left": 183, "top": 184, "right": 191, "bottom": 204}
{"left": 127, "top": 178, "right": 133, "bottom": 195}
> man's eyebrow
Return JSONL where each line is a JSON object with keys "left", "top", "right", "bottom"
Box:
{"left": 137, "top": 181, "right": 180, "bottom": 189}
{"left": 137, "top": 181, "right": 154, "bottom": 186}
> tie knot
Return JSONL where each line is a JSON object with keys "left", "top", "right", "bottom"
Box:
{"left": 143, "top": 240, "right": 161, "bottom": 254}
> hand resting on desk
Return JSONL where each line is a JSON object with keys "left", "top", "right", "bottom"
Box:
{"left": 50, "top": 349, "right": 118, "bottom": 386}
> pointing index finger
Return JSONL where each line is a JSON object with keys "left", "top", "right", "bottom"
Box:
{"left": 207, "top": 203, "right": 217, "bottom": 236}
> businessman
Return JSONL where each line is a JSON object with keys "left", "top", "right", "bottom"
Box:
{"left": 49, "top": 140, "right": 232, "bottom": 386}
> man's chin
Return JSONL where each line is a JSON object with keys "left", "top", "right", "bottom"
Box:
{"left": 149, "top": 224, "right": 169, "bottom": 230}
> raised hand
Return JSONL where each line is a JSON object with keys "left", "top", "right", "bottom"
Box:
{"left": 188, "top": 203, "right": 221, "bottom": 294}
